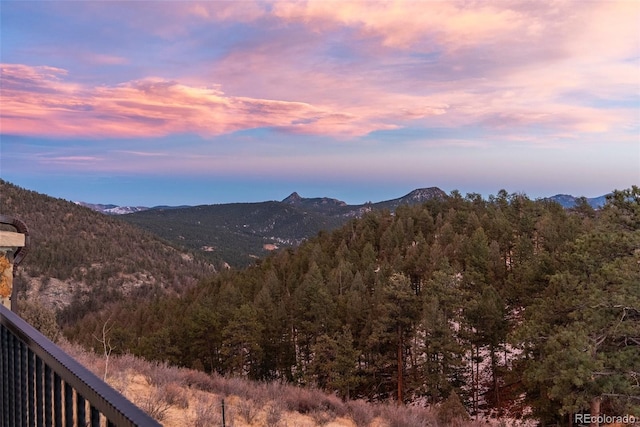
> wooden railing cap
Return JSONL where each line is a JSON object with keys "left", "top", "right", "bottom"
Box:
{"left": 0, "top": 230, "right": 26, "bottom": 247}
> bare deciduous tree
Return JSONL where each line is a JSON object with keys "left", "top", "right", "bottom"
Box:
{"left": 93, "top": 316, "right": 115, "bottom": 381}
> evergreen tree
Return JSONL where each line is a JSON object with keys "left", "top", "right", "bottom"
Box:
{"left": 221, "top": 304, "right": 263, "bottom": 378}
{"left": 366, "top": 273, "right": 420, "bottom": 403}
{"left": 306, "top": 328, "right": 359, "bottom": 397}
{"left": 420, "top": 270, "right": 466, "bottom": 402}
{"left": 292, "top": 262, "right": 337, "bottom": 374}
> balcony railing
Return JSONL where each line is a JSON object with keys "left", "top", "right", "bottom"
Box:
{"left": 0, "top": 304, "right": 161, "bottom": 427}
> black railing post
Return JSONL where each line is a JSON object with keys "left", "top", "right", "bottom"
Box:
{"left": 0, "top": 304, "right": 162, "bottom": 426}
{"left": 221, "top": 398, "right": 226, "bottom": 427}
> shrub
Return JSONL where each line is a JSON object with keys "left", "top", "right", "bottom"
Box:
{"left": 311, "top": 408, "right": 334, "bottom": 425}
{"left": 193, "top": 396, "right": 220, "bottom": 427}
{"left": 280, "top": 386, "right": 347, "bottom": 417}
{"left": 236, "top": 398, "right": 260, "bottom": 424}
{"left": 161, "top": 382, "right": 189, "bottom": 409}
{"left": 136, "top": 389, "right": 172, "bottom": 422}
{"left": 347, "top": 399, "right": 375, "bottom": 427}
{"left": 17, "top": 298, "right": 61, "bottom": 342}
{"left": 282, "top": 386, "right": 316, "bottom": 414}
{"left": 182, "top": 369, "right": 218, "bottom": 392}
{"left": 437, "top": 392, "right": 470, "bottom": 426}
{"left": 380, "top": 403, "right": 436, "bottom": 427}
{"left": 142, "top": 360, "right": 184, "bottom": 387}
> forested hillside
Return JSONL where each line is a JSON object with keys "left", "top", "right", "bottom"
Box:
{"left": 121, "top": 201, "right": 347, "bottom": 269}
{"left": 0, "top": 180, "right": 214, "bottom": 319}
{"left": 121, "top": 187, "right": 447, "bottom": 268}
{"left": 65, "top": 188, "right": 640, "bottom": 424}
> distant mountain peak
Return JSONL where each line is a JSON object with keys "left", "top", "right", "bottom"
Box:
{"left": 282, "top": 192, "right": 303, "bottom": 204}
{"left": 545, "top": 194, "right": 609, "bottom": 209}
{"left": 402, "top": 187, "right": 448, "bottom": 202}
{"left": 282, "top": 192, "right": 347, "bottom": 207}
{"left": 75, "top": 201, "right": 149, "bottom": 215}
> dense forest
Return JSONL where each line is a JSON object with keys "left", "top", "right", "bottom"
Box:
{"left": 64, "top": 187, "right": 640, "bottom": 425}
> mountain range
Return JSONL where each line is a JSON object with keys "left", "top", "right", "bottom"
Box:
{"left": 78, "top": 190, "right": 608, "bottom": 216}
{"left": 118, "top": 187, "right": 448, "bottom": 268}
{"left": 109, "top": 188, "right": 608, "bottom": 269}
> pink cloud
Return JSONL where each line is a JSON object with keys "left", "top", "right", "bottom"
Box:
{"left": 86, "top": 54, "right": 128, "bottom": 65}
{"left": 267, "top": 0, "right": 639, "bottom": 61}
{"left": 1, "top": 64, "right": 431, "bottom": 139}
{"left": 193, "top": 1, "right": 637, "bottom": 141}
{"left": 271, "top": 1, "right": 524, "bottom": 49}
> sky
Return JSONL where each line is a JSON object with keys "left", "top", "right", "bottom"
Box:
{"left": 1, "top": 0, "right": 639, "bottom": 206}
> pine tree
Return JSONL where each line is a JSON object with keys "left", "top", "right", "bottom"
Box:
{"left": 420, "top": 270, "right": 466, "bottom": 403}
{"left": 221, "top": 304, "right": 264, "bottom": 378}
{"left": 366, "top": 273, "right": 420, "bottom": 403}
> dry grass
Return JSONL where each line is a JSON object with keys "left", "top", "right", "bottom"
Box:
{"left": 59, "top": 339, "right": 510, "bottom": 427}
{"left": 264, "top": 402, "right": 284, "bottom": 427}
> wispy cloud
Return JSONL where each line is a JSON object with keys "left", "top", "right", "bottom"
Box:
{"left": 37, "top": 155, "right": 103, "bottom": 165}
{"left": 86, "top": 54, "right": 129, "bottom": 65}
{"left": 113, "top": 150, "right": 170, "bottom": 157}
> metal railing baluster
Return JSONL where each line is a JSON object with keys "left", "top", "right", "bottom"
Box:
{"left": 28, "top": 349, "right": 35, "bottom": 427}
{"left": 64, "top": 382, "right": 73, "bottom": 427}
{"left": 44, "top": 365, "right": 53, "bottom": 426}
{"left": 90, "top": 404, "right": 100, "bottom": 427}
{"left": 0, "top": 326, "right": 6, "bottom": 427}
{"left": 20, "top": 341, "right": 27, "bottom": 427}
{"left": 54, "top": 373, "right": 62, "bottom": 427}
{"left": 77, "top": 394, "right": 86, "bottom": 426}
{"left": 35, "top": 356, "right": 43, "bottom": 427}
{"left": 9, "top": 333, "right": 16, "bottom": 427}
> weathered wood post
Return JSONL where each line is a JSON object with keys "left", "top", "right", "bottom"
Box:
{"left": 0, "top": 215, "right": 30, "bottom": 311}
